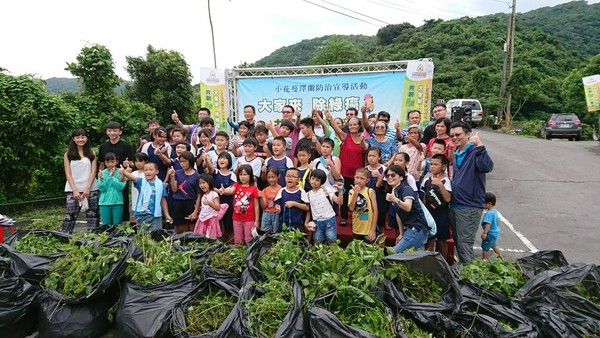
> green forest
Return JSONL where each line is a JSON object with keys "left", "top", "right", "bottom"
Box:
{"left": 1, "top": 0, "right": 599, "bottom": 203}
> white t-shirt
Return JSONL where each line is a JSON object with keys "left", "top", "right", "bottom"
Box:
{"left": 64, "top": 157, "right": 98, "bottom": 192}
{"left": 206, "top": 150, "right": 237, "bottom": 171}
{"left": 237, "top": 156, "right": 263, "bottom": 178}
{"left": 307, "top": 186, "right": 337, "bottom": 221}
{"left": 310, "top": 156, "right": 340, "bottom": 189}
{"left": 130, "top": 170, "right": 145, "bottom": 211}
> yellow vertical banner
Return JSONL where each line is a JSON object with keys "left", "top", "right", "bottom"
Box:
{"left": 403, "top": 61, "right": 434, "bottom": 128}
{"left": 582, "top": 74, "right": 600, "bottom": 112}
{"left": 199, "top": 68, "right": 229, "bottom": 131}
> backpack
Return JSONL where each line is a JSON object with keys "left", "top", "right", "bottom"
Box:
{"left": 422, "top": 177, "right": 449, "bottom": 211}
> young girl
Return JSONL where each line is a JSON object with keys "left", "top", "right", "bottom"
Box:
{"left": 195, "top": 128, "right": 216, "bottom": 172}
{"left": 61, "top": 128, "right": 99, "bottom": 233}
{"left": 230, "top": 121, "right": 251, "bottom": 157}
{"left": 127, "top": 152, "right": 148, "bottom": 220}
{"left": 213, "top": 152, "right": 236, "bottom": 243}
{"left": 223, "top": 164, "right": 259, "bottom": 245}
{"left": 385, "top": 165, "right": 428, "bottom": 253}
{"left": 296, "top": 146, "right": 313, "bottom": 192}
{"left": 194, "top": 174, "right": 222, "bottom": 239}
{"left": 260, "top": 167, "right": 282, "bottom": 232}
{"left": 168, "top": 151, "right": 201, "bottom": 233}
{"left": 365, "top": 147, "right": 387, "bottom": 233}
{"left": 305, "top": 169, "right": 343, "bottom": 245}
{"left": 141, "top": 126, "right": 172, "bottom": 181}
{"left": 97, "top": 152, "right": 126, "bottom": 227}
{"left": 348, "top": 168, "right": 377, "bottom": 243}
{"left": 393, "top": 152, "right": 418, "bottom": 192}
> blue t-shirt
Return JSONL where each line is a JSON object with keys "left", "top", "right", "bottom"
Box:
{"left": 172, "top": 170, "right": 200, "bottom": 201}
{"left": 482, "top": 209, "right": 500, "bottom": 237}
{"left": 265, "top": 156, "right": 293, "bottom": 187}
{"left": 395, "top": 184, "right": 428, "bottom": 231}
{"left": 366, "top": 137, "right": 398, "bottom": 164}
{"left": 133, "top": 179, "right": 167, "bottom": 216}
{"left": 275, "top": 187, "right": 309, "bottom": 229}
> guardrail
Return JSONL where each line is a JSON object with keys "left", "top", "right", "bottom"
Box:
{"left": 0, "top": 197, "right": 65, "bottom": 215}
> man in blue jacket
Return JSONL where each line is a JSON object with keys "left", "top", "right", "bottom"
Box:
{"left": 449, "top": 121, "right": 494, "bottom": 263}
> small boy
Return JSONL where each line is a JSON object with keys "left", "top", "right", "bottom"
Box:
{"left": 274, "top": 168, "right": 310, "bottom": 231}
{"left": 236, "top": 137, "right": 263, "bottom": 181}
{"left": 124, "top": 152, "right": 149, "bottom": 218}
{"left": 267, "top": 120, "right": 294, "bottom": 157}
{"left": 204, "top": 131, "right": 237, "bottom": 174}
{"left": 348, "top": 168, "right": 378, "bottom": 242}
{"left": 305, "top": 169, "right": 343, "bottom": 245}
{"left": 120, "top": 162, "right": 172, "bottom": 232}
{"left": 254, "top": 125, "right": 272, "bottom": 189}
{"left": 481, "top": 192, "right": 503, "bottom": 260}
{"left": 230, "top": 121, "right": 251, "bottom": 157}
{"left": 310, "top": 138, "right": 342, "bottom": 190}
{"left": 420, "top": 154, "right": 452, "bottom": 263}
{"left": 263, "top": 136, "right": 294, "bottom": 187}
{"left": 296, "top": 146, "right": 313, "bottom": 192}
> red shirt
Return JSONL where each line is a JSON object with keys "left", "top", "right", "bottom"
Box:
{"left": 232, "top": 183, "right": 260, "bottom": 222}
{"left": 340, "top": 136, "right": 365, "bottom": 178}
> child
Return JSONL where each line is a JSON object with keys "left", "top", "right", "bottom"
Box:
{"left": 420, "top": 154, "right": 452, "bottom": 262}
{"left": 61, "top": 128, "right": 100, "bottom": 233}
{"left": 168, "top": 151, "right": 201, "bottom": 233}
{"left": 204, "top": 131, "right": 237, "bottom": 175}
{"left": 213, "top": 152, "right": 237, "bottom": 243}
{"left": 141, "top": 126, "right": 172, "bottom": 181}
{"left": 236, "top": 137, "right": 263, "bottom": 181}
{"left": 274, "top": 168, "right": 310, "bottom": 230}
{"left": 194, "top": 174, "right": 222, "bottom": 239}
{"left": 253, "top": 125, "right": 272, "bottom": 189}
{"left": 127, "top": 153, "right": 149, "bottom": 219}
{"left": 481, "top": 192, "right": 503, "bottom": 260}
{"left": 267, "top": 120, "right": 294, "bottom": 157}
{"left": 120, "top": 162, "right": 172, "bottom": 232}
{"left": 348, "top": 168, "right": 377, "bottom": 242}
{"left": 365, "top": 147, "right": 387, "bottom": 233}
{"left": 223, "top": 164, "right": 260, "bottom": 245}
{"left": 263, "top": 136, "right": 294, "bottom": 188}
{"left": 260, "top": 167, "right": 282, "bottom": 232}
{"left": 97, "top": 152, "right": 126, "bottom": 227}
{"left": 230, "top": 121, "right": 251, "bottom": 157}
{"left": 296, "top": 146, "right": 313, "bottom": 192}
{"left": 195, "top": 128, "right": 216, "bottom": 172}
{"left": 305, "top": 169, "right": 343, "bottom": 245}
{"left": 310, "top": 138, "right": 342, "bottom": 190}
{"left": 393, "top": 152, "right": 418, "bottom": 192}
{"left": 419, "top": 139, "right": 447, "bottom": 185}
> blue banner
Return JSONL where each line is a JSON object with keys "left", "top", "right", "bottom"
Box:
{"left": 237, "top": 72, "right": 406, "bottom": 122}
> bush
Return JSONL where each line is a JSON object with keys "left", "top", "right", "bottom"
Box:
{"left": 519, "top": 120, "right": 544, "bottom": 137}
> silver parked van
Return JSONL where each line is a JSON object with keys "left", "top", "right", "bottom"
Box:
{"left": 446, "top": 99, "right": 484, "bottom": 127}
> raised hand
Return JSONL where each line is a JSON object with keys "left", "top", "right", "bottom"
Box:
{"left": 171, "top": 110, "right": 179, "bottom": 122}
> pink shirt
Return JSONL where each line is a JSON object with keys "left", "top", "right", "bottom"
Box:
{"left": 199, "top": 190, "right": 219, "bottom": 221}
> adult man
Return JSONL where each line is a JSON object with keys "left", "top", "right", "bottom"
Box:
{"left": 395, "top": 109, "right": 422, "bottom": 143}
{"left": 98, "top": 121, "right": 135, "bottom": 223}
{"left": 294, "top": 116, "right": 323, "bottom": 165}
{"left": 421, "top": 103, "right": 447, "bottom": 145}
{"left": 449, "top": 121, "right": 494, "bottom": 263}
{"left": 227, "top": 104, "right": 256, "bottom": 134}
{"left": 171, "top": 107, "right": 212, "bottom": 144}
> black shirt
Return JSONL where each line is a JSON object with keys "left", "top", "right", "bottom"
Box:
{"left": 98, "top": 139, "right": 135, "bottom": 168}
{"left": 420, "top": 124, "right": 436, "bottom": 145}
{"left": 294, "top": 135, "right": 324, "bottom": 163}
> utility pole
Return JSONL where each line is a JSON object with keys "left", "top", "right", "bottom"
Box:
{"left": 505, "top": 0, "right": 516, "bottom": 127}
{"left": 208, "top": 0, "right": 217, "bottom": 68}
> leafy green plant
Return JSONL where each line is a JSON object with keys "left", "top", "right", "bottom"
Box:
{"left": 125, "top": 231, "right": 197, "bottom": 285}
{"left": 459, "top": 259, "right": 526, "bottom": 297}
{"left": 258, "top": 230, "right": 306, "bottom": 280}
{"left": 184, "top": 288, "right": 237, "bottom": 335}
{"left": 383, "top": 262, "right": 444, "bottom": 303}
{"left": 568, "top": 279, "right": 600, "bottom": 306}
{"left": 294, "top": 240, "right": 386, "bottom": 305}
{"left": 323, "top": 285, "right": 395, "bottom": 338}
{"left": 210, "top": 246, "right": 248, "bottom": 275}
{"left": 519, "top": 120, "right": 543, "bottom": 137}
{"left": 43, "top": 242, "right": 122, "bottom": 297}
{"left": 13, "top": 233, "right": 71, "bottom": 254}
{"left": 245, "top": 279, "right": 293, "bottom": 338}
{"left": 397, "top": 316, "right": 436, "bottom": 338}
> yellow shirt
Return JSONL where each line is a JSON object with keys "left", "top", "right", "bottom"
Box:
{"left": 348, "top": 186, "right": 374, "bottom": 235}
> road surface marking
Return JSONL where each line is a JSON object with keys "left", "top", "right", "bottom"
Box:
{"left": 472, "top": 246, "right": 528, "bottom": 253}
{"left": 497, "top": 210, "right": 538, "bottom": 253}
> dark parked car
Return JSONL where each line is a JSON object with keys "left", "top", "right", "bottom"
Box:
{"left": 540, "top": 113, "right": 582, "bottom": 141}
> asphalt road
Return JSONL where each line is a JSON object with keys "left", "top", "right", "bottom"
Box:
{"left": 476, "top": 128, "right": 600, "bottom": 264}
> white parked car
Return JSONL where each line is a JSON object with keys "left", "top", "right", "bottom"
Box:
{"left": 445, "top": 99, "right": 484, "bottom": 127}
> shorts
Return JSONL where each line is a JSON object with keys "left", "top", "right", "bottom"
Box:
{"left": 313, "top": 216, "right": 337, "bottom": 243}
{"left": 481, "top": 234, "right": 498, "bottom": 252}
{"left": 136, "top": 214, "right": 162, "bottom": 232}
{"left": 171, "top": 199, "right": 196, "bottom": 225}
{"left": 261, "top": 211, "right": 280, "bottom": 232}
{"left": 431, "top": 210, "right": 451, "bottom": 240}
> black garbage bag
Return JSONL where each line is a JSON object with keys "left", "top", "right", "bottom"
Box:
{"left": 0, "top": 276, "right": 39, "bottom": 338}
{"left": 37, "top": 237, "right": 133, "bottom": 338}
{"left": 246, "top": 231, "right": 309, "bottom": 284}
{"left": 308, "top": 286, "right": 400, "bottom": 338}
{"left": 171, "top": 232, "right": 223, "bottom": 264}
{"left": 0, "top": 255, "right": 12, "bottom": 277}
{"left": 170, "top": 278, "right": 241, "bottom": 337}
{"left": 1, "top": 230, "right": 71, "bottom": 282}
{"left": 516, "top": 250, "right": 569, "bottom": 279}
{"left": 516, "top": 263, "right": 600, "bottom": 338}
{"left": 381, "top": 251, "right": 464, "bottom": 335}
{"left": 115, "top": 270, "right": 198, "bottom": 338}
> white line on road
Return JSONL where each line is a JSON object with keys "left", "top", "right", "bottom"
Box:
{"left": 472, "top": 246, "right": 528, "bottom": 253}
{"left": 497, "top": 211, "right": 538, "bottom": 253}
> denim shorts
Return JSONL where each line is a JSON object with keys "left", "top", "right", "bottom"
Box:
{"left": 261, "top": 211, "right": 280, "bottom": 232}
{"left": 136, "top": 214, "right": 162, "bottom": 232}
{"left": 481, "top": 234, "right": 498, "bottom": 252}
{"left": 393, "top": 227, "right": 428, "bottom": 253}
{"left": 313, "top": 216, "right": 337, "bottom": 243}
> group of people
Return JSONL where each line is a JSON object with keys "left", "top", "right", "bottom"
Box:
{"left": 61, "top": 102, "right": 499, "bottom": 264}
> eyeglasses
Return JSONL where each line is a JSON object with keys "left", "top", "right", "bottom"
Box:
{"left": 386, "top": 173, "right": 398, "bottom": 178}
{"left": 449, "top": 132, "right": 464, "bottom": 138}
{"left": 433, "top": 108, "right": 446, "bottom": 114}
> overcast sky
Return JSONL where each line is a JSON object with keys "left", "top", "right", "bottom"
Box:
{"left": 2, "top": 0, "right": 596, "bottom": 82}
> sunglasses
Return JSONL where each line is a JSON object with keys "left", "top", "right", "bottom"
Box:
{"left": 386, "top": 173, "right": 398, "bottom": 178}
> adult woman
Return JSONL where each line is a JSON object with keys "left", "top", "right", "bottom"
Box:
{"left": 61, "top": 128, "right": 99, "bottom": 232}
{"left": 326, "top": 109, "right": 368, "bottom": 225}
{"left": 426, "top": 117, "right": 454, "bottom": 162}
{"left": 385, "top": 165, "right": 428, "bottom": 253}
{"left": 141, "top": 126, "right": 172, "bottom": 181}
{"left": 366, "top": 120, "right": 398, "bottom": 166}
{"left": 400, "top": 125, "right": 426, "bottom": 181}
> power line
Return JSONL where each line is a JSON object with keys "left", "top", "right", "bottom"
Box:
{"left": 302, "top": 0, "right": 384, "bottom": 27}
{"left": 365, "top": 0, "right": 455, "bottom": 20}
{"left": 318, "top": 0, "right": 391, "bottom": 25}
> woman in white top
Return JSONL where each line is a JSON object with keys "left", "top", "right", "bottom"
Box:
{"left": 61, "top": 128, "right": 99, "bottom": 232}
